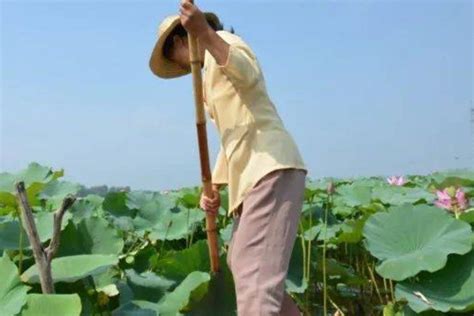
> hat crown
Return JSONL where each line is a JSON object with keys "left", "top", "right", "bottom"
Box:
{"left": 149, "top": 12, "right": 220, "bottom": 79}
{"left": 158, "top": 14, "right": 180, "bottom": 36}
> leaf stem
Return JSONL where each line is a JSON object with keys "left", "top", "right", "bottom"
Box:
{"left": 389, "top": 279, "right": 395, "bottom": 302}
{"left": 383, "top": 277, "right": 389, "bottom": 302}
{"left": 18, "top": 208, "right": 24, "bottom": 274}
{"left": 328, "top": 294, "right": 345, "bottom": 316}
{"left": 322, "top": 196, "right": 330, "bottom": 316}
{"left": 307, "top": 208, "right": 313, "bottom": 282}
{"left": 366, "top": 261, "right": 384, "bottom": 305}
{"left": 299, "top": 222, "right": 307, "bottom": 281}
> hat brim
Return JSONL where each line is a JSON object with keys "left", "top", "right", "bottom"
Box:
{"left": 149, "top": 12, "right": 220, "bottom": 79}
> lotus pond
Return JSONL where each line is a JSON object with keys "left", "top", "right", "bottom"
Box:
{"left": 0, "top": 163, "right": 473, "bottom": 315}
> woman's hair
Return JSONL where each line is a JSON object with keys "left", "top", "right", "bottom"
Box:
{"left": 162, "top": 18, "right": 235, "bottom": 59}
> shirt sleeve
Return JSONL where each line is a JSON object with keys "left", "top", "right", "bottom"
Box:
{"left": 215, "top": 33, "right": 261, "bottom": 90}
{"left": 204, "top": 101, "right": 214, "bottom": 121}
{"left": 211, "top": 143, "right": 228, "bottom": 185}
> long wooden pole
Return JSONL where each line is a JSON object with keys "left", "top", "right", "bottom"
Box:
{"left": 187, "top": 2, "right": 220, "bottom": 273}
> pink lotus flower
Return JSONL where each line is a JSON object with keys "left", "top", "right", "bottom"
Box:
{"left": 386, "top": 175, "right": 406, "bottom": 186}
{"left": 434, "top": 189, "right": 453, "bottom": 210}
{"left": 455, "top": 188, "right": 468, "bottom": 210}
{"left": 434, "top": 186, "right": 469, "bottom": 218}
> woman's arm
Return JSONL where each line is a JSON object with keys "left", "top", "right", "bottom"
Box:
{"left": 180, "top": 0, "right": 229, "bottom": 66}
{"left": 198, "top": 27, "right": 230, "bottom": 66}
{"left": 179, "top": 0, "right": 260, "bottom": 88}
{"left": 199, "top": 28, "right": 261, "bottom": 89}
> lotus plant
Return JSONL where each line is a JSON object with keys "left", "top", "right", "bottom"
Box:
{"left": 327, "top": 181, "right": 335, "bottom": 195}
{"left": 434, "top": 186, "right": 469, "bottom": 218}
{"left": 386, "top": 175, "right": 406, "bottom": 186}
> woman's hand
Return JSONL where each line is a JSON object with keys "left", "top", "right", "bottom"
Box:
{"left": 199, "top": 188, "right": 220, "bottom": 216}
{"left": 179, "top": 0, "right": 231, "bottom": 66}
{"left": 179, "top": 0, "right": 211, "bottom": 39}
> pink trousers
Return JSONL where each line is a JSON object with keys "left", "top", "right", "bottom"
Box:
{"left": 226, "top": 167, "right": 307, "bottom": 316}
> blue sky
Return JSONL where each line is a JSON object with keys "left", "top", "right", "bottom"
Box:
{"left": 1, "top": 0, "right": 472, "bottom": 191}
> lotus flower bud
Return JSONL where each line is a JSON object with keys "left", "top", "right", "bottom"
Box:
{"left": 327, "top": 181, "right": 335, "bottom": 195}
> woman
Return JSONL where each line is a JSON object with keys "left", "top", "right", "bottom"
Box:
{"left": 149, "top": 1, "right": 308, "bottom": 315}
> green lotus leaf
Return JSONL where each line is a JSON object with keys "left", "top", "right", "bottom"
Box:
{"left": 459, "top": 208, "right": 474, "bottom": 224}
{"left": 125, "top": 269, "right": 175, "bottom": 302}
{"left": 337, "top": 215, "right": 368, "bottom": 244}
{"left": 0, "top": 207, "right": 16, "bottom": 217}
{"left": 103, "top": 191, "right": 136, "bottom": 218}
{"left": 304, "top": 178, "right": 333, "bottom": 193}
{"left": 0, "top": 163, "right": 59, "bottom": 196}
{"left": 335, "top": 183, "right": 372, "bottom": 207}
{"left": 156, "top": 271, "right": 210, "bottom": 316}
{"left": 146, "top": 206, "right": 205, "bottom": 241}
{"left": 185, "top": 254, "right": 237, "bottom": 316}
{"left": 21, "top": 293, "right": 81, "bottom": 316}
{"left": 0, "top": 173, "right": 17, "bottom": 193}
{"left": 0, "top": 218, "right": 25, "bottom": 251}
{"left": 112, "top": 300, "right": 158, "bottom": 315}
{"left": 154, "top": 240, "right": 210, "bottom": 283}
{"left": 175, "top": 187, "right": 201, "bottom": 209}
{"left": 92, "top": 267, "right": 120, "bottom": 297}
{"left": 38, "top": 179, "right": 81, "bottom": 209}
{"left": 382, "top": 302, "right": 403, "bottom": 316}
{"left": 38, "top": 179, "right": 80, "bottom": 198}
{"left": 395, "top": 250, "right": 474, "bottom": 313}
{"left": 332, "top": 204, "right": 355, "bottom": 217}
{"left": 9, "top": 163, "right": 55, "bottom": 190}
{"left": 69, "top": 197, "right": 101, "bottom": 223}
{"left": 56, "top": 217, "right": 124, "bottom": 256}
{"left": 430, "top": 169, "right": 474, "bottom": 187}
{"left": 130, "top": 193, "right": 176, "bottom": 230}
{"left": 315, "top": 257, "right": 366, "bottom": 286}
{"left": 0, "top": 253, "right": 30, "bottom": 316}
{"left": 303, "top": 225, "right": 319, "bottom": 241}
{"left": 219, "top": 222, "right": 234, "bottom": 245}
{"left": 0, "top": 192, "right": 17, "bottom": 211}
{"left": 68, "top": 194, "right": 105, "bottom": 223}
{"left": 363, "top": 204, "right": 472, "bottom": 280}
{"left": 104, "top": 191, "right": 204, "bottom": 241}
{"left": 152, "top": 250, "right": 235, "bottom": 315}
{"left": 354, "top": 178, "right": 385, "bottom": 187}
{"left": 0, "top": 212, "right": 71, "bottom": 251}
{"left": 126, "top": 191, "right": 162, "bottom": 210}
{"left": 372, "top": 186, "right": 435, "bottom": 205}
{"left": 21, "top": 254, "right": 118, "bottom": 283}
{"left": 218, "top": 188, "right": 229, "bottom": 213}
{"left": 303, "top": 223, "right": 341, "bottom": 242}
{"left": 382, "top": 304, "right": 445, "bottom": 316}
{"left": 286, "top": 238, "right": 310, "bottom": 293}
{"left": 0, "top": 163, "right": 64, "bottom": 208}
{"left": 126, "top": 243, "right": 159, "bottom": 273}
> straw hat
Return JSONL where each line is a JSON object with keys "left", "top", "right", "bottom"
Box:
{"left": 149, "top": 12, "right": 220, "bottom": 79}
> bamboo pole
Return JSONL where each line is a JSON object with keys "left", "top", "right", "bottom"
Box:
{"left": 186, "top": 0, "right": 220, "bottom": 273}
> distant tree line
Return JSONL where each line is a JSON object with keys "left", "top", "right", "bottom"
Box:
{"left": 76, "top": 184, "right": 131, "bottom": 197}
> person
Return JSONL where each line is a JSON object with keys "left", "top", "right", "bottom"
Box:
{"left": 149, "top": 1, "right": 308, "bottom": 315}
